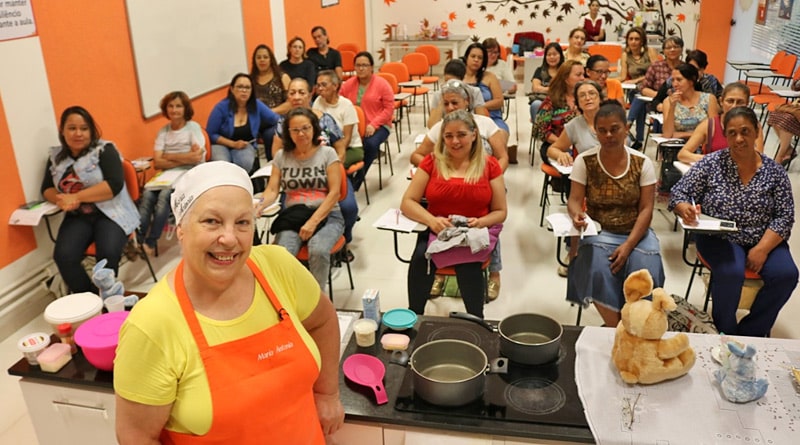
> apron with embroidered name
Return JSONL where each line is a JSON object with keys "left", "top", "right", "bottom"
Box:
{"left": 162, "top": 259, "right": 324, "bottom": 444}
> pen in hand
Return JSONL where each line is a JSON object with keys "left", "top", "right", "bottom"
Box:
{"left": 691, "top": 198, "right": 700, "bottom": 220}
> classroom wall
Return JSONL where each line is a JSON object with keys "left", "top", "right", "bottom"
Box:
{"left": 0, "top": 1, "right": 366, "bottom": 294}
{"left": 283, "top": 0, "right": 367, "bottom": 56}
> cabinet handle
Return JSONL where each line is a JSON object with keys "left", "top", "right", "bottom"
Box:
{"left": 51, "top": 400, "right": 109, "bottom": 420}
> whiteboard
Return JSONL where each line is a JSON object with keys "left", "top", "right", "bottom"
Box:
{"left": 125, "top": 0, "right": 248, "bottom": 118}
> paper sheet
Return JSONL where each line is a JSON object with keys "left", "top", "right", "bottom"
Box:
{"left": 678, "top": 216, "right": 738, "bottom": 232}
{"left": 545, "top": 212, "right": 598, "bottom": 238}
{"left": 372, "top": 208, "right": 423, "bottom": 233}
{"left": 8, "top": 202, "right": 59, "bottom": 226}
{"left": 575, "top": 327, "right": 800, "bottom": 445}
{"left": 144, "top": 169, "right": 186, "bottom": 189}
{"left": 250, "top": 163, "right": 273, "bottom": 179}
{"left": 547, "top": 159, "right": 573, "bottom": 175}
{"left": 651, "top": 136, "right": 684, "bottom": 145}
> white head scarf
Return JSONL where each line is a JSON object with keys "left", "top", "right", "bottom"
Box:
{"left": 170, "top": 161, "right": 253, "bottom": 224}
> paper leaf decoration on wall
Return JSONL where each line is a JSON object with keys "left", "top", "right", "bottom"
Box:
{"left": 449, "top": 12, "right": 457, "bottom": 21}
{"left": 384, "top": 0, "right": 395, "bottom": 5}
{"left": 467, "top": 19, "right": 476, "bottom": 29}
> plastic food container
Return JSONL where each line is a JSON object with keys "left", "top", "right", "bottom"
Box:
{"left": 17, "top": 332, "right": 51, "bottom": 365}
{"left": 353, "top": 319, "right": 378, "bottom": 347}
{"left": 381, "top": 308, "right": 418, "bottom": 331}
{"left": 44, "top": 292, "right": 103, "bottom": 333}
{"left": 381, "top": 333, "right": 410, "bottom": 351}
{"left": 37, "top": 343, "right": 73, "bottom": 373}
{"left": 74, "top": 311, "right": 129, "bottom": 371}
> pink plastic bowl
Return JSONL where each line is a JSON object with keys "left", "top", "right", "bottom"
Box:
{"left": 74, "top": 311, "right": 129, "bottom": 371}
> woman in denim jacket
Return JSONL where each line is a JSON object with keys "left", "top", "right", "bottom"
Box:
{"left": 41, "top": 106, "right": 139, "bottom": 293}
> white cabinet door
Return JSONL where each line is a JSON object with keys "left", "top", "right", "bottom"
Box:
{"left": 20, "top": 379, "right": 117, "bottom": 445}
{"left": 328, "top": 421, "right": 383, "bottom": 444}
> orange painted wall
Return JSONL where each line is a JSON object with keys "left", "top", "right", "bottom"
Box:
{"left": 283, "top": 0, "right": 366, "bottom": 54}
{"left": 0, "top": 94, "right": 37, "bottom": 268}
{"left": 0, "top": 1, "right": 273, "bottom": 268}
{"left": 695, "top": 0, "right": 734, "bottom": 78}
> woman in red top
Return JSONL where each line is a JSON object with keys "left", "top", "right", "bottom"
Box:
{"left": 339, "top": 51, "right": 394, "bottom": 190}
{"left": 401, "top": 110, "right": 507, "bottom": 318}
{"left": 582, "top": 1, "right": 605, "bottom": 42}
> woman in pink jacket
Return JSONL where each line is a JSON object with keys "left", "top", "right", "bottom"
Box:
{"left": 339, "top": 51, "right": 394, "bottom": 190}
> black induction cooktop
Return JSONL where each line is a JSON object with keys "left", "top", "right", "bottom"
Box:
{"left": 395, "top": 318, "right": 588, "bottom": 428}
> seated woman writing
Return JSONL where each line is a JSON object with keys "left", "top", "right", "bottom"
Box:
{"left": 677, "top": 82, "right": 764, "bottom": 164}
{"left": 669, "top": 107, "right": 797, "bottom": 337}
{"left": 402, "top": 110, "right": 507, "bottom": 319}
{"left": 42, "top": 106, "right": 139, "bottom": 294}
{"left": 661, "top": 63, "right": 719, "bottom": 140}
{"left": 260, "top": 108, "right": 345, "bottom": 289}
{"left": 567, "top": 101, "right": 665, "bottom": 327}
{"left": 137, "top": 91, "right": 205, "bottom": 256}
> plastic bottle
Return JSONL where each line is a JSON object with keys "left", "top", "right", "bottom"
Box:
{"left": 57, "top": 322, "right": 77, "bottom": 355}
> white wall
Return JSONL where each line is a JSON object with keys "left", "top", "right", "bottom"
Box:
{"left": 366, "top": 0, "right": 701, "bottom": 64}
{"left": 725, "top": 0, "right": 766, "bottom": 84}
{"left": 0, "top": 37, "right": 59, "bottom": 288}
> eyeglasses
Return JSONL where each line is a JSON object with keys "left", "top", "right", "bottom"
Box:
{"left": 316, "top": 81, "right": 330, "bottom": 88}
{"left": 355, "top": 63, "right": 372, "bottom": 69}
{"left": 588, "top": 69, "right": 611, "bottom": 77}
{"left": 663, "top": 46, "right": 682, "bottom": 51}
{"left": 234, "top": 85, "right": 252, "bottom": 91}
{"left": 723, "top": 98, "right": 748, "bottom": 106}
{"left": 578, "top": 90, "right": 600, "bottom": 100}
{"left": 289, "top": 125, "right": 313, "bottom": 134}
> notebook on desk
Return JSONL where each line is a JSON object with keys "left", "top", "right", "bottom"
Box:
{"left": 678, "top": 215, "right": 738, "bottom": 232}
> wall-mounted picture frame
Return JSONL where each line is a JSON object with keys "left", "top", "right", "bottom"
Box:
{"left": 322, "top": 0, "right": 338, "bottom": 7}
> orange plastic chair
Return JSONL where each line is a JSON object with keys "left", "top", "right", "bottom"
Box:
{"left": 415, "top": 45, "right": 441, "bottom": 75}
{"left": 86, "top": 159, "right": 158, "bottom": 283}
{"left": 587, "top": 44, "right": 622, "bottom": 72}
{"left": 382, "top": 61, "right": 430, "bottom": 123}
{"left": 293, "top": 162, "right": 354, "bottom": 300}
{"left": 744, "top": 53, "right": 797, "bottom": 94}
{"left": 340, "top": 50, "right": 356, "bottom": 80}
{"left": 409, "top": 48, "right": 440, "bottom": 90}
{"left": 337, "top": 43, "right": 360, "bottom": 54}
{"left": 375, "top": 71, "right": 408, "bottom": 143}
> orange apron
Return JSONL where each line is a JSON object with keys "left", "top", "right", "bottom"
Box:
{"left": 162, "top": 259, "right": 324, "bottom": 444}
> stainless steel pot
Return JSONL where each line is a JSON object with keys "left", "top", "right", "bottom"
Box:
{"left": 450, "top": 312, "right": 563, "bottom": 365}
{"left": 409, "top": 339, "right": 507, "bottom": 406}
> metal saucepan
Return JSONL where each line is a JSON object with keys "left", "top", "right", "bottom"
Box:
{"left": 450, "top": 312, "right": 563, "bottom": 365}
{"left": 407, "top": 339, "right": 507, "bottom": 406}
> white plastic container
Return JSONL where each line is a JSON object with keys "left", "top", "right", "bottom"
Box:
{"left": 17, "top": 332, "right": 51, "bottom": 365}
{"left": 44, "top": 292, "right": 103, "bottom": 334}
{"left": 37, "top": 343, "right": 72, "bottom": 373}
{"left": 353, "top": 319, "right": 378, "bottom": 347}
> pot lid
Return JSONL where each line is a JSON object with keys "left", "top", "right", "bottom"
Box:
{"left": 74, "top": 311, "right": 129, "bottom": 349}
{"left": 44, "top": 292, "right": 103, "bottom": 324}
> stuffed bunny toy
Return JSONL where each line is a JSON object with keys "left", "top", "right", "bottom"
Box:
{"left": 714, "top": 342, "right": 769, "bottom": 403}
{"left": 91, "top": 259, "right": 139, "bottom": 307}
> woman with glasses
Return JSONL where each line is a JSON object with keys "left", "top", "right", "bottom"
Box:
{"left": 662, "top": 63, "right": 719, "bottom": 139}
{"left": 339, "top": 51, "right": 393, "bottom": 191}
{"left": 547, "top": 81, "right": 604, "bottom": 166}
{"left": 206, "top": 73, "right": 279, "bottom": 173}
{"left": 567, "top": 100, "right": 664, "bottom": 328}
{"left": 463, "top": 43, "right": 510, "bottom": 133}
{"left": 482, "top": 38, "right": 517, "bottom": 94}
{"left": 564, "top": 28, "right": 590, "bottom": 65}
{"left": 313, "top": 70, "right": 363, "bottom": 170}
{"left": 279, "top": 37, "right": 317, "bottom": 89}
{"left": 402, "top": 110, "right": 507, "bottom": 319}
{"left": 627, "top": 36, "right": 684, "bottom": 150}
{"left": 259, "top": 108, "right": 345, "bottom": 288}
{"left": 584, "top": 55, "right": 623, "bottom": 105}
{"left": 267, "top": 77, "right": 358, "bottom": 251}
{"left": 678, "top": 82, "right": 763, "bottom": 163}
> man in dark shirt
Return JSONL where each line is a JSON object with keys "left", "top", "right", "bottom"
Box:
{"left": 307, "top": 26, "right": 344, "bottom": 80}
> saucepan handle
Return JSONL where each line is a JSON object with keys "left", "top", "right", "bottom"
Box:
{"left": 449, "top": 311, "right": 497, "bottom": 332}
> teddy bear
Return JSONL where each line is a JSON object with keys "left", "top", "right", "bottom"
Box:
{"left": 91, "top": 259, "right": 139, "bottom": 307}
{"left": 714, "top": 342, "right": 769, "bottom": 403}
{"left": 611, "top": 269, "right": 696, "bottom": 384}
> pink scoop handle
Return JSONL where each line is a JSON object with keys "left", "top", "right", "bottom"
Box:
{"left": 343, "top": 354, "right": 388, "bottom": 405}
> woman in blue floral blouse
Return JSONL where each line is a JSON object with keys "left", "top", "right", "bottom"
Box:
{"left": 669, "top": 107, "right": 797, "bottom": 337}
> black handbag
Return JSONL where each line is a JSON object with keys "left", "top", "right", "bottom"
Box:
{"left": 270, "top": 205, "right": 328, "bottom": 235}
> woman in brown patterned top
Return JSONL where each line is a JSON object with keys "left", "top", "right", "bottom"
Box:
{"left": 250, "top": 44, "right": 291, "bottom": 114}
{"left": 566, "top": 100, "right": 665, "bottom": 327}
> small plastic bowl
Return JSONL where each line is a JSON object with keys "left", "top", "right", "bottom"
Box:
{"left": 381, "top": 333, "right": 410, "bottom": 351}
{"left": 17, "top": 332, "right": 51, "bottom": 365}
{"left": 381, "top": 308, "right": 417, "bottom": 331}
